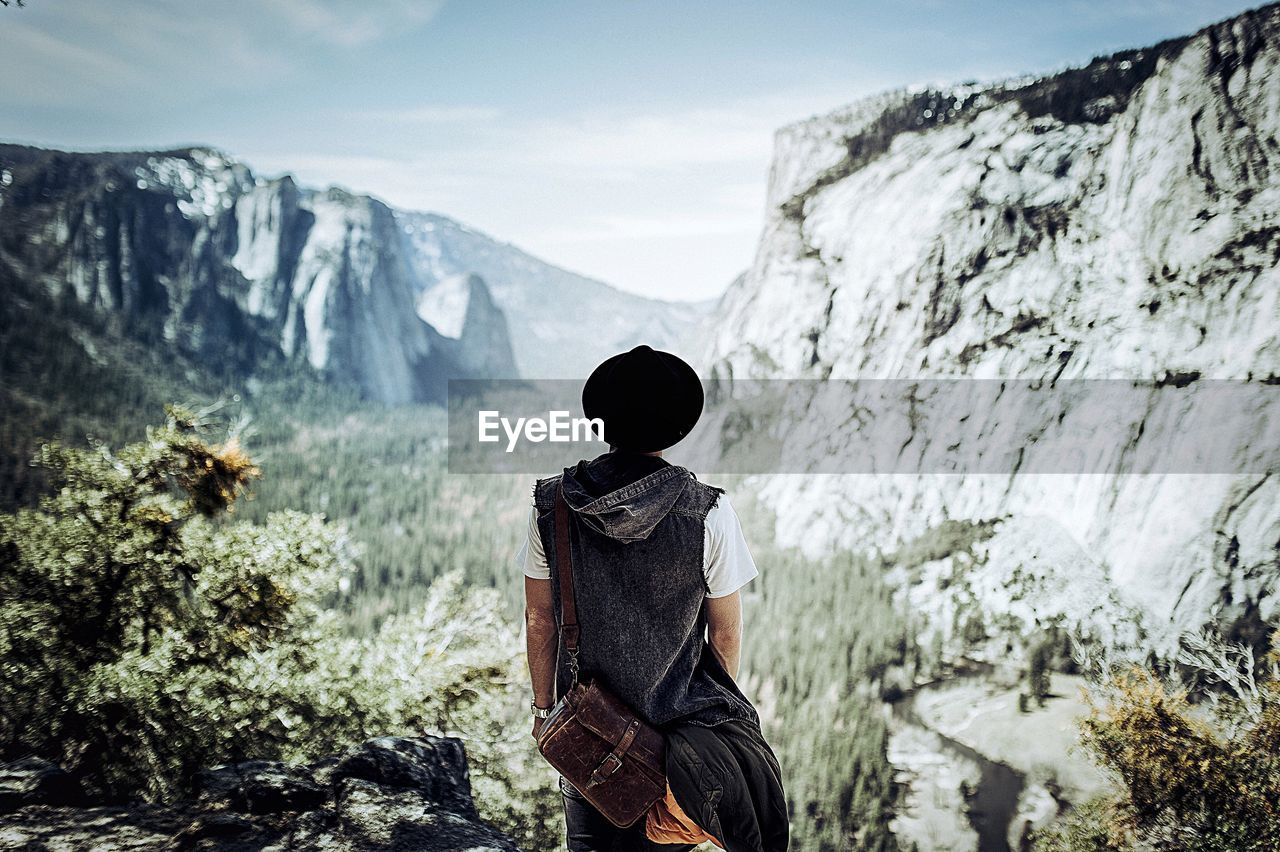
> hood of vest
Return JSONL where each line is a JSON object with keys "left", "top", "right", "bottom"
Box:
{"left": 560, "top": 453, "right": 690, "bottom": 543}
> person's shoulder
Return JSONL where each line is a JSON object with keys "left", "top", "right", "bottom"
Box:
{"left": 531, "top": 473, "right": 563, "bottom": 512}
{"left": 672, "top": 469, "right": 725, "bottom": 519}
{"left": 704, "top": 489, "right": 743, "bottom": 533}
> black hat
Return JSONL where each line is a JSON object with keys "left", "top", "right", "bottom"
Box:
{"left": 582, "top": 345, "right": 704, "bottom": 453}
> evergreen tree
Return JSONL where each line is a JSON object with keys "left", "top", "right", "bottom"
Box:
{"left": 1029, "top": 643, "right": 1052, "bottom": 706}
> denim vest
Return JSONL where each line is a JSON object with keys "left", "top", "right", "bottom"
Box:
{"left": 534, "top": 452, "right": 760, "bottom": 729}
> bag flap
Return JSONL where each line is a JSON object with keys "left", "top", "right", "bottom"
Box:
{"left": 572, "top": 682, "right": 633, "bottom": 743}
{"left": 570, "top": 681, "right": 665, "bottom": 770}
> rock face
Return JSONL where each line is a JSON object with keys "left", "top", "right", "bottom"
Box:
{"left": 397, "top": 210, "right": 710, "bottom": 378}
{"left": 0, "top": 758, "right": 84, "bottom": 812}
{"left": 0, "top": 736, "right": 519, "bottom": 851}
{"left": 702, "top": 5, "right": 1280, "bottom": 655}
{"left": 416, "top": 273, "right": 519, "bottom": 379}
{"left": 0, "top": 145, "right": 502, "bottom": 404}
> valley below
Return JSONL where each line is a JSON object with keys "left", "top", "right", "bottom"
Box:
{"left": 888, "top": 669, "right": 1108, "bottom": 852}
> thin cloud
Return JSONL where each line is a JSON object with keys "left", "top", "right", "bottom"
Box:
{"left": 351, "top": 105, "right": 503, "bottom": 125}
{"left": 514, "top": 109, "right": 777, "bottom": 172}
{"left": 261, "top": 0, "right": 447, "bottom": 47}
{"left": 3, "top": 2, "right": 292, "bottom": 108}
{"left": 2, "top": 1, "right": 448, "bottom": 112}
{"left": 4, "top": 20, "right": 146, "bottom": 105}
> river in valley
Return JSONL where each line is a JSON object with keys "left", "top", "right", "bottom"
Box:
{"left": 890, "top": 684, "right": 1027, "bottom": 852}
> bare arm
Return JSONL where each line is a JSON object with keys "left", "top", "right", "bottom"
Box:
{"left": 705, "top": 591, "right": 744, "bottom": 680}
{"left": 524, "top": 576, "right": 558, "bottom": 729}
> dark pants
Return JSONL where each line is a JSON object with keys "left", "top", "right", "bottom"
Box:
{"left": 666, "top": 720, "right": 789, "bottom": 852}
{"left": 560, "top": 776, "right": 695, "bottom": 852}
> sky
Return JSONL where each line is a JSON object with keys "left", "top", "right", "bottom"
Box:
{"left": 0, "top": 0, "right": 1261, "bottom": 301}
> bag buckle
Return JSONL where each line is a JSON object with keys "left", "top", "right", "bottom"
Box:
{"left": 587, "top": 752, "right": 623, "bottom": 787}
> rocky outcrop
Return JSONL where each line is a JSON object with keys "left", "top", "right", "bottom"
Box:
{"left": 702, "top": 4, "right": 1280, "bottom": 656}
{"left": 416, "top": 273, "right": 518, "bottom": 379}
{"left": 0, "top": 736, "right": 518, "bottom": 851}
{"left": 0, "top": 758, "right": 85, "bottom": 812}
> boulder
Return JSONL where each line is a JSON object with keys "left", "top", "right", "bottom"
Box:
{"left": 0, "top": 757, "right": 84, "bottom": 812}
{"left": 303, "top": 777, "right": 517, "bottom": 851}
{"left": 194, "top": 760, "right": 326, "bottom": 814}
{"left": 330, "top": 736, "right": 477, "bottom": 819}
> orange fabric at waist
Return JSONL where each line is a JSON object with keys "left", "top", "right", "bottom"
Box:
{"left": 645, "top": 782, "right": 723, "bottom": 848}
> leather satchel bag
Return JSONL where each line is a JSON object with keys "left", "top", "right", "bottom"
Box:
{"left": 535, "top": 484, "right": 667, "bottom": 828}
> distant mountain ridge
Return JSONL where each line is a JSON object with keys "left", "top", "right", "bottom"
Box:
{"left": 703, "top": 3, "right": 1280, "bottom": 657}
{"left": 395, "top": 210, "right": 709, "bottom": 378}
{"left": 0, "top": 144, "right": 493, "bottom": 403}
{"left": 0, "top": 144, "right": 703, "bottom": 404}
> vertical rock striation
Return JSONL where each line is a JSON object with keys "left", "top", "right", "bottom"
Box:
{"left": 704, "top": 5, "right": 1280, "bottom": 654}
{"left": 0, "top": 145, "right": 515, "bottom": 403}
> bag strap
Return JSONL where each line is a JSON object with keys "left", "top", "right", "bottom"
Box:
{"left": 554, "top": 482, "right": 581, "bottom": 685}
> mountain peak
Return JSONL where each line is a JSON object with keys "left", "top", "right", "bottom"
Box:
{"left": 416, "top": 273, "right": 491, "bottom": 341}
{"left": 416, "top": 273, "right": 517, "bottom": 379}
{"left": 769, "top": 2, "right": 1279, "bottom": 218}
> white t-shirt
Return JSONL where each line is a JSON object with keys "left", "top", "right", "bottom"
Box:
{"left": 516, "top": 493, "right": 758, "bottom": 598}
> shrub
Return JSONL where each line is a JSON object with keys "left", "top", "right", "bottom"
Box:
{"left": 0, "top": 406, "right": 556, "bottom": 847}
{"left": 1035, "top": 630, "right": 1280, "bottom": 851}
